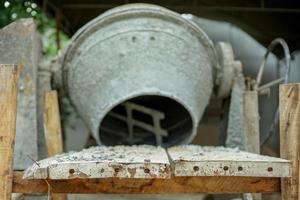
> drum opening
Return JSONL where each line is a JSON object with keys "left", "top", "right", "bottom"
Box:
{"left": 99, "top": 95, "right": 193, "bottom": 147}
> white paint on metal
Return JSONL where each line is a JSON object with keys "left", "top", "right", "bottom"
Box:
{"left": 168, "top": 145, "right": 291, "bottom": 177}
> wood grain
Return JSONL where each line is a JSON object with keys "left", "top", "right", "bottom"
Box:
{"left": 280, "top": 83, "right": 300, "bottom": 200}
{"left": 244, "top": 90, "right": 260, "bottom": 154}
{"left": 0, "top": 65, "right": 19, "bottom": 200}
{"left": 244, "top": 90, "right": 261, "bottom": 200}
{"left": 43, "top": 90, "right": 66, "bottom": 200}
{"left": 13, "top": 171, "right": 280, "bottom": 194}
{"left": 43, "top": 90, "right": 63, "bottom": 156}
{"left": 168, "top": 146, "right": 290, "bottom": 178}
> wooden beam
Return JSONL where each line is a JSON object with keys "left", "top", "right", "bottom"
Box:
{"left": 0, "top": 65, "right": 19, "bottom": 200}
{"left": 244, "top": 91, "right": 260, "bottom": 154}
{"left": 280, "top": 83, "right": 300, "bottom": 200}
{"left": 244, "top": 90, "right": 261, "bottom": 200}
{"left": 43, "top": 91, "right": 64, "bottom": 157}
{"left": 24, "top": 145, "right": 171, "bottom": 179}
{"left": 13, "top": 171, "right": 280, "bottom": 194}
{"left": 24, "top": 145, "right": 290, "bottom": 179}
{"left": 168, "top": 146, "right": 290, "bottom": 178}
{"left": 43, "top": 90, "right": 66, "bottom": 200}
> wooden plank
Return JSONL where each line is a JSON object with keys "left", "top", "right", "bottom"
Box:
{"left": 279, "top": 83, "right": 300, "bottom": 200}
{"left": 168, "top": 145, "right": 291, "bottom": 177}
{"left": 13, "top": 171, "right": 280, "bottom": 194}
{"left": 43, "top": 90, "right": 66, "bottom": 200}
{"left": 244, "top": 90, "right": 261, "bottom": 200}
{"left": 0, "top": 65, "right": 19, "bottom": 200}
{"left": 0, "top": 19, "right": 40, "bottom": 170}
{"left": 24, "top": 145, "right": 171, "bottom": 179}
{"left": 43, "top": 91, "right": 64, "bottom": 158}
{"left": 244, "top": 91, "right": 260, "bottom": 154}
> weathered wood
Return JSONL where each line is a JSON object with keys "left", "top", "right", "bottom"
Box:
{"left": 244, "top": 91, "right": 260, "bottom": 154}
{"left": 13, "top": 171, "right": 280, "bottom": 194}
{"left": 24, "top": 145, "right": 171, "bottom": 179}
{"left": 43, "top": 91, "right": 64, "bottom": 158}
{"left": 0, "top": 19, "right": 40, "bottom": 170}
{"left": 279, "top": 83, "right": 300, "bottom": 200}
{"left": 168, "top": 145, "right": 291, "bottom": 177}
{"left": 43, "top": 90, "right": 66, "bottom": 200}
{"left": 244, "top": 90, "right": 261, "bottom": 200}
{"left": 0, "top": 65, "right": 19, "bottom": 200}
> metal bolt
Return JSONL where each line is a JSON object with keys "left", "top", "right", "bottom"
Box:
{"left": 193, "top": 166, "right": 199, "bottom": 171}
{"left": 69, "top": 169, "right": 75, "bottom": 174}
{"left": 144, "top": 168, "right": 150, "bottom": 173}
{"left": 267, "top": 167, "right": 273, "bottom": 172}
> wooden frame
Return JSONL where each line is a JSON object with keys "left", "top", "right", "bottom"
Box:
{"left": 43, "top": 91, "right": 66, "bottom": 200}
{"left": 13, "top": 171, "right": 280, "bottom": 194}
{"left": 0, "top": 65, "right": 19, "bottom": 200}
{"left": 0, "top": 65, "right": 299, "bottom": 199}
{"left": 279, "top": 83, "right": 300, "bottom": 199}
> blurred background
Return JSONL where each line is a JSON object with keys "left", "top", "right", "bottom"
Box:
{"left": 1, "top": 0, "right": 300, "bottom": 59}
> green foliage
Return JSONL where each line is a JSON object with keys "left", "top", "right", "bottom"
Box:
{"left": 0, "top": 0, "right": 69, "bottom": 58}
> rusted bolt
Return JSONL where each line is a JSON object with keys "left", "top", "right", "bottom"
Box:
{"left": 267, "top": 167, "right": 273, "bottom": 172}
{"left": 223, "top": 166, "right": 229, "bottom": 171}
{"left": 238, "top": 166, "right": 243, "bottom": 171}
{"left": 114, "top": 167, "right": 120, "bottom": 173}
{"left": 193, "top": 166, "right": 199, "bottom": 171}
{"left": 144, "top": 168, "right": 150, "bottom": 174}
{"left": 69, "top": 169, "right": 75, "bottom": 174}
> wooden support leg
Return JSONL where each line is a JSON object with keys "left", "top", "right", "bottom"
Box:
{"left": 0, "top": 65, "right": 19, "bottom": 200}
{"left": 280, "top": 84, "right": 300, "bottom": 200}
{"left": 244, "top": 90, "right": 261, "bottom": 200}
{"left": 244, "top": 91, "right": 260, "bottom": 154}
{"left": 43, "top": 90, "right": 66, "bottom": 200}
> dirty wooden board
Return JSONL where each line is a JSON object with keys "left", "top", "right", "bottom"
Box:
{"left": 43, "top": 90, "right": 66, "bottom": 200}
{"left": 279, "top": 84, "right": 300, "bottom": 200}
{"left": 243, "top": 90, "right": 261, "bottom": 200}
{"left": 168, "top": 145, "right": 291, "bottom": 177}
{"left": 43, "top": 91, "right": 64, "bottom": 157}
{"left": 0, "top": 65, "right": 19, "bottom": 200}
{"left": 244, "top": 90, "right": 260, "bottom": 154}
{"left": 14, "top": 171, "right": 280, "bottom": 194}
{"left": 24, "top": 145, "right": 171, "bottom": 179}
{"left": 0, "top": 18, "right": 41, "bottom": 170}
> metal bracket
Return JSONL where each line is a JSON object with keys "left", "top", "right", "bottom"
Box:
{"left": 109, "top": 102, "right": 168, "bottom": 146}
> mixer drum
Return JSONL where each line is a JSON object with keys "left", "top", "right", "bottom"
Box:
{"left": 62, "top": 4, "right": 216, "bottom": 147}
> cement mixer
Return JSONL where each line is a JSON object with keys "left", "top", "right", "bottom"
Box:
{"left": 59, "top": 4, "right": 240, "bottom": 147}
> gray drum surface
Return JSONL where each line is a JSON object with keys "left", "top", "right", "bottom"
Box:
{"left": 62, "top": 4, "right": 216, "bottom": 146}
